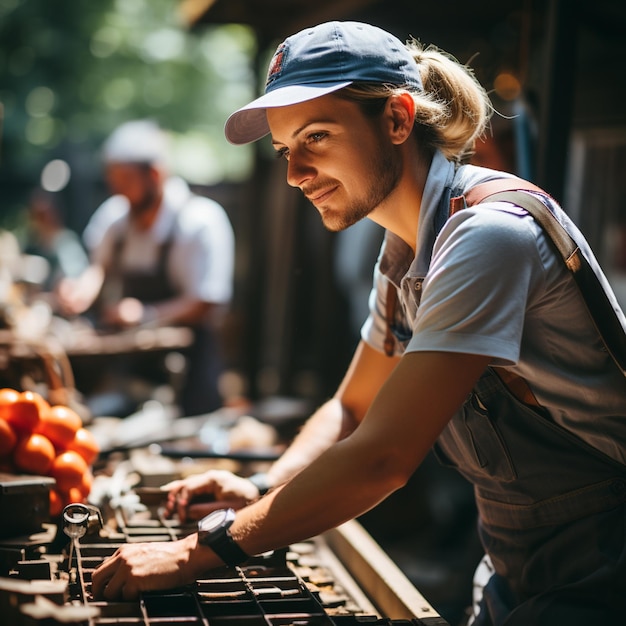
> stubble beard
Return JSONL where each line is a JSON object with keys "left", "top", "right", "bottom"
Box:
{"left": 129, "top": 186, "right": 159, "bottom": 221}
{"left": 318, "top": 148, "right": 402, "bottom": 232}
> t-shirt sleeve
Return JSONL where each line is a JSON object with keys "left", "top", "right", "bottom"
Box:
{"left": 406, "top": 204, "right": 548, "bottom": 365}
{"left": 83, "top": 196, "right": 129, "bottom": 253}
{"left": 170, "top": 197, "right": 235, "bottom": 303}
{"left": 91, "top": 220, "right": 118, "bottom": 268}
{"left": 360, "top": 263, "right": 395, "bottom": 353}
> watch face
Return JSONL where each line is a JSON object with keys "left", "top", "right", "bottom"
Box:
{"left": 199, "top": 508, "right": 235, "bottom": 533}
{"left": 197, "top": 507, "right": 249, "bottom": 566}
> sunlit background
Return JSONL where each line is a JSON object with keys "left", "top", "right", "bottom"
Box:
{"left": 0, "top": 0, "right": 256, "bottom": 235}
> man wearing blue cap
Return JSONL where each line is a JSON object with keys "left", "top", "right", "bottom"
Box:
{"left": 92, "top": 22, "right": 626, "bottom": 625}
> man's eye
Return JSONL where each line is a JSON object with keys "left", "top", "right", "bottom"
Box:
{"left": 308, "top": 132, "right": 326, "bottom": 143}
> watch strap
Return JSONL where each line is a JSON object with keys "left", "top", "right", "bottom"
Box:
{"left": 210, "top": 530, "right": 250, "bottom": 567}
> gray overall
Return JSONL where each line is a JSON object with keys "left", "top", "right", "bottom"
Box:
{"left": 436, "top": 369, "right": 626, "bottom": 625}
{"left": 395, "top": 185, "right": 626, "bottom": 625}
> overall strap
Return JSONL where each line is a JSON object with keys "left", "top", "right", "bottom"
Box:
{"left": 384, "top": 281, "right": 398, "bottom": 357}
{"left": 454, "top": 179, "right": 626, "bottom": 377}
{"left": 452, "top": 179, "right": 579, "bottom": 271}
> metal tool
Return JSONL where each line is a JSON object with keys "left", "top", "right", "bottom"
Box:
{"left": 62, "top": 503, "right": 103, "bottom": 574}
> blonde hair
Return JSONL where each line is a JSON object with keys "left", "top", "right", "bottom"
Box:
{"left": 339, "top": 40, "right": 494, "bottom": 163}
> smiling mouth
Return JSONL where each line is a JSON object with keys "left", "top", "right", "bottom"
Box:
{"left": 306, "top": 186, "right": 337, "bottom": 204}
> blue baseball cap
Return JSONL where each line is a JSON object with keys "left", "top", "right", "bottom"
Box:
{"left": 225, "top": 21, "right": 423, "bottom": 145}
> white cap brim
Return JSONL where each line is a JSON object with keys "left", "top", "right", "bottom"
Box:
{"left": 224, "top": 81, "right": 352, "bottom": 145}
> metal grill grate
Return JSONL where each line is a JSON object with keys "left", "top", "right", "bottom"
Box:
{"left": 1, "top": 498, "right": 448, "bottom": 626}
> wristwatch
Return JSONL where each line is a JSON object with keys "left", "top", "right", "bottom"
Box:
{"left": 197, "top": 508, "right": 250, "bottom": 567}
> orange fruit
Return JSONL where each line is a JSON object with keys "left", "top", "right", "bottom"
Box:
{"left": 7, "top": 390, "right": 48, "bottom": 433}
{"left": 13, "top": 432, "right": 56, "bottom": 474}
{"left": 77, "top": 468, "right": 94, "bottom": 498}
{"left": 66, "top": 486, "right": 86, "bottom": 505}
{"left": 35, "top": 405, "right": 82, "bottom": 448}
{"left": 0, "top": 457, "right": 16, "bottom": 473}
{"left": 50, "top": 450, "right": 88, "bottom": 492}
{"left": 66, "top": 427, "right": 99, "bottom": 465}
{"left": 0, "top": 388, "right": 19, "bottom": 422}
{"left": 49, "top": 488, "right": 64, "bottom": 517}
{"left": 0, "top": 417, "right": 17, "bottom": 456}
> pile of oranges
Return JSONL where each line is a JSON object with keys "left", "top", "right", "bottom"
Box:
{"left": 0, "top": 387, "right": 99, "bottom": 518}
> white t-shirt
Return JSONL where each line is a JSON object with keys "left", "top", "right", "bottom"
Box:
{"left": 91, "top": 177, "right": 234, "bottom": 305}
{"left": 362, "top": 151, "right": 626, "bottom": 464}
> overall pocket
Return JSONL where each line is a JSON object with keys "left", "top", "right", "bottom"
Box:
{"left": 434, "top": 377, "right": 518, "bottom": 483}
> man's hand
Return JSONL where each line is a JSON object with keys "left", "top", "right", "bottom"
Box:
{"left": 102, "top": 297, "right": 145, "bottom": 327}
{"left": 91, "top": 534, "right": 211, "bottom": 601}
{"left": 55, "top": 265, "right": 105, "bottom": 316}
{"left": 162, "top": 469, "right": 261, "bottom": 522}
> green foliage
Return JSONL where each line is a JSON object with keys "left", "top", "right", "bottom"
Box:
{"left": 0, "top": 0, "right": 256, "bottom": 226}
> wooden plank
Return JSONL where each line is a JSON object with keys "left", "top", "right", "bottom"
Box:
{"left": 322, "top": 520, "right": 449, "bottom": 624}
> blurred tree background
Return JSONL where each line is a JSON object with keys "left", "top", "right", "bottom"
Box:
{"left": 0, "top": 0, "right": 256, "bottom": 234}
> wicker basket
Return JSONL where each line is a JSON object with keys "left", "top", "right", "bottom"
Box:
{"left": 0, "top": 330, "right": 87, "bottom": 421}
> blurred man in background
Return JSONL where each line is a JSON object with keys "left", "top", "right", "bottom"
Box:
{"left": 59, "top": 120, "right": 235, "bottom": 417}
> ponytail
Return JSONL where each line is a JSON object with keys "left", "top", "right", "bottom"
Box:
{"left": 409, "top": 39, "right": 493, "bottom": 162}
{"left": 339, "top": 40, "right": 494, "bottom": 163}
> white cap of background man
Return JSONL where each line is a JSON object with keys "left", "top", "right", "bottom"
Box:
{"left": 101, "top": 119, "right": 169, "bottom": 166}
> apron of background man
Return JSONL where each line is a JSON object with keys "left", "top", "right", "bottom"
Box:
{"left": 398, "top": 189, "right": 626, "bottom": 625}
{"left": 99, "top": 227, "right": 223, "bottom": 417}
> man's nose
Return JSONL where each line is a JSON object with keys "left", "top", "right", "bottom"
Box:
{"left": 286, "top": 152, "right": 315, "bottom": 189}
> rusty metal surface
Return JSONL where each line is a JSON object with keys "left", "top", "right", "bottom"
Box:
{"left": 0, "top": 490, "right": 449, "bottom": 625}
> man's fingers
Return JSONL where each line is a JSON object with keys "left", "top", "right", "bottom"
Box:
{"left": 92, "top": 557, "right": 138, "bottom": 602}
{"left": 121, "top": 581, "right": 140, "bottom": 602}
{"left": 91, "top": 552, "right": 119, "bottom": 599}
{"left": 186, "top": 499, "right": 246, "bottom": 521}
{"left": 161, "top": 479, "right": 182, "bottom": 491}
{"left": 186, "top": 502, "right": 220, "bottom": 521}
{"left": 101, "top": 572, "right": 125, "bottom": 601}
{"left": 90, "top": 574, "right": 108, "bottom": 600}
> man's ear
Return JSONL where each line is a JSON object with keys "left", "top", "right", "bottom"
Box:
{"left": 387, "top": 92, "right": 415, "bottom": 145}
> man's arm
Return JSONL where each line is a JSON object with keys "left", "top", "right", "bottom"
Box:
{"left": 92, "top": 347, "right": 490, "bottom": 599}
{"left": 105, "top": 296, "right": 216, "bottom": 328}
{"left": 264, "top": 340, "right": 401, "bottom": 488}
{"left": 56, "top": 264, "right": 105, "bottom": 316}
{"left": 164, "top": 340, "right": 400, "bottom": 519}
{"left": 230, "top": 349, "right": 490, "bottom": 556}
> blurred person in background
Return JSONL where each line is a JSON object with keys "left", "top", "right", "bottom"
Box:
{"left": 22, "top": 188, "right": 89, "bottom": 298}
{"left": 58, "top": 120, "right": 235, "bottom": 417}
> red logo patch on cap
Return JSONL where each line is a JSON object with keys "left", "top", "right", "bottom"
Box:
{"left": 266, "top": 44, "right": 286, "bottom": 87}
